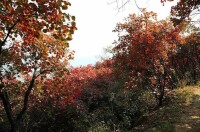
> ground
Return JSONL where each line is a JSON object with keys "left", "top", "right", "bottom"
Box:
{"left": 133, "top": 85, "right": 200, "bottom": 132}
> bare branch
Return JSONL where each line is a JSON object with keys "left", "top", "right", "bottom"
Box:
{"left": 134, "top": 0, "right": 143, "bottom": 11}
{"left": 108, "top": 0, "right": 131, "bottom": 12}
{"left": 117, "top": 0, "right": 131, "bottom": 12}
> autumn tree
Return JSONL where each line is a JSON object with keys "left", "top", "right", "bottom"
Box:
{"left": 172, "top": 29, "right": 200, "bottom": 84}
{"left": 161, "top": 0, "right": 200, "bottom": 25}
{"left": 20, "top": 60, "right": 113, "bottom": 131}
{"left": 112, "top": 10, "right": 183, "bottom": 107}
{"left": 0, "top": 0, "right": 76, "bottom": 131}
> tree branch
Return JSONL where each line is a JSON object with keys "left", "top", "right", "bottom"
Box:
{"left": 16, "top": 72, "right": 36, "bottom": 121}
{"left": 0, "top": 92, "right": 15, "bottom": 128}
{"left": 0, "top": 19, "right": 20, "bottom": 55}
{"left": 36, "top": 69, "right": 52, "bottom": 78}
{"left": 117, "top": 0, "right": 131, "bottom": 12}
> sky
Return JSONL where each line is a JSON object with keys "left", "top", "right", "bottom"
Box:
{"left": 68, "top": 0, "right": 178, "bottom": 66}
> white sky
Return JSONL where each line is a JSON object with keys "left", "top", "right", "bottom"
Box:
{"left": 68, "top": 0, "right": 178, "bottom": 66}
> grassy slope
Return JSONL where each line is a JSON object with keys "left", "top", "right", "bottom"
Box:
{"left": 133, "top": 85, "right": 200, "bottom": 132}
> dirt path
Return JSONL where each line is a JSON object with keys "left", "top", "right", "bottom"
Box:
{"left": 174, "top": 86, "right": 200, "bottom": 132}
{"left": 133, "top": 85, "right": 200, "bottom": 132}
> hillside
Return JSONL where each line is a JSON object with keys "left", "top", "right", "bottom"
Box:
{"left": 133, "top": 85, "right": 200, "bottom": 132}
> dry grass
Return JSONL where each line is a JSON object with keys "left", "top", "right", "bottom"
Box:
{"left": 133, "top": 84, "right": 200, "bottom": 132}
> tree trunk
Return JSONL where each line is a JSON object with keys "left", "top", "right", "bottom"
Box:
{"left": 11, "top": 124, "right": 16, "bottom": 132}
{"left": 158, "top": 94, "right": 163, "bottom": 107}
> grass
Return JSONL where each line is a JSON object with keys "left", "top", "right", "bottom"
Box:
{"left": 133, "top": 84, "right": 200, "bottom": 132}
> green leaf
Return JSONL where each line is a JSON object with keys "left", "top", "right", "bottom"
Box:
{"left": 71, "top": 16, "right": 76, "bottom": 21}
{"left": 43, "top": 29, "right": 48, "bottom": 33}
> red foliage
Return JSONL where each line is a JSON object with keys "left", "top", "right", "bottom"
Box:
{"left": 0, "top": 1, "right": 76, "bottom": 130}
{"left": 162, "top": 0, "right": 200, "bottom": 25}
{"left": 171, "top": 32, "right": 200, "bottom": 83}
{"left": 113, "top": 11, "right": 183, "bottom": 74}
{"left": 112, "top": 11, "right": 184, "bottom": 106}
{"left": 32, "top": 60, "right": 113, "bottom": 109}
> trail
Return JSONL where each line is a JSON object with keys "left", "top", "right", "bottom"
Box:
{"left": 174, "top": 87, "right": 200, "bottom": 132}
{"left": 133, "top": 86, "right": 200, "bottom": 132}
